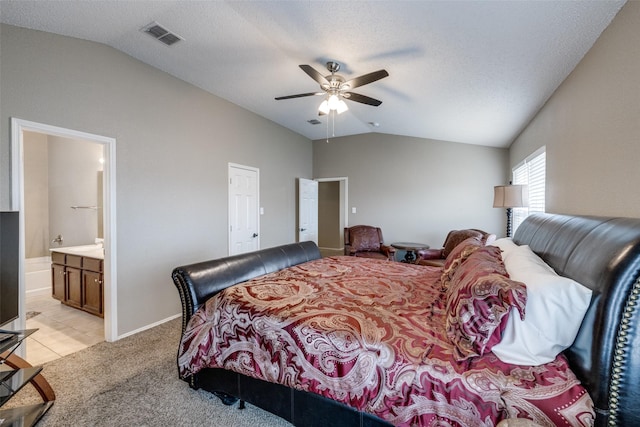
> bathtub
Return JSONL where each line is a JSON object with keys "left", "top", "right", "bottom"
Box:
{"left": 25, "top": 256, "right": 52, "bottom": 293}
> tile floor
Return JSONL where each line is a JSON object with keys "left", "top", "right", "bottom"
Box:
{"left": 24, "top": 289, "right": 104, "bottom": 366}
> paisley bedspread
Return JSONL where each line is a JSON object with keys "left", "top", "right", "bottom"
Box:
{"left": 178, "top": 256, "right": 594, "bottom": 427}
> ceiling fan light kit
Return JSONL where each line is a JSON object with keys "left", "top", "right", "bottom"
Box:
{"left": 319, "top": 94, "right": 348, "bottom": 114}
{"left": 276, "top": 61, "right": 388, "bottom": 115}
{"left": 275, "top": 61, "right": 388, "bottom": 142}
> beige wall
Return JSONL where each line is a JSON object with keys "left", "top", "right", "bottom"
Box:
{"left": 0, "top": 24, "right": 313, "bottom": 336}
{"left": 313, "top": 133, "right": 509, "bottom": 247}
{"left": 510, "top": 2, "right": 640, "bottom": 218}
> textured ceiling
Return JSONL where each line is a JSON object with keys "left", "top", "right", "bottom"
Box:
{"left": 0, "top": 0, "right": 626, "bottom": 147}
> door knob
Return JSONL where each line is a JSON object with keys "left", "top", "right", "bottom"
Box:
{"left": 252, "top": 233, "right": 259, "bottom": 238}
{"left": 300, "top": 228, "right": 306, "bottom": 232}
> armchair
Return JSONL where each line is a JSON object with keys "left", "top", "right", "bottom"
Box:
{"left": 417, "top": 228, "right": 496, "bottom": 267}
{"left": 344, "top": 225, "right": 396, "bottom": 261}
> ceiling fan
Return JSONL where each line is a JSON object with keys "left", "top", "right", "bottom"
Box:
{"left": 275, "top": 62, "right": 389, "bottom": 114}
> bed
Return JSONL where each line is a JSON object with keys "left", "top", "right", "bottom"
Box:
{"left": 172, "top": 213, "right": 640, "bottom": 426}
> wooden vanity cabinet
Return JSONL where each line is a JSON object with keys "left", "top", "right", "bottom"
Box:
{"left": 51, "top": 263, "right": 66, "bottom": 301}
{"left": 51, "top": 251, "right": 103, "bottom": 317}
{"left": 64, "top": 266, "right": 82, "bottom": 309}
{"left": 82, "top": 270, "right": 103, "bottom": 316}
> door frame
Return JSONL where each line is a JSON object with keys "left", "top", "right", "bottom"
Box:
{"left": 228, "top": 163, "right": 260, "bottom": 255}
{"left": 316, "top": 177, "right": 349, "bottom": 249}
{"left": 11, "top": 118, "right": 117, "bottom": 342}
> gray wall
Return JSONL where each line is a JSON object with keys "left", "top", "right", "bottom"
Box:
{"left": 0, "top": 24, "right": 313, "bottom": 336}
{"left": 313, "top": 133, "right": 509, "bottom": 247}
{"left": 510, "top": 1, "right": 640, "bottom": 218}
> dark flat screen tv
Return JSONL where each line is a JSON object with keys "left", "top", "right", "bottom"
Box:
{"left": 0, "top": 211, "right": 19, "bottom": 328}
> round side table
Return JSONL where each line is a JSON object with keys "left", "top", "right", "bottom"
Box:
{"left": 390, "top": 242, "right": 430, "bottom": 263}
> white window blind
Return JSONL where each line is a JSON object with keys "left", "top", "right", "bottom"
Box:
{"left": 512, "top": 148, "right": 546, "bottom": 233}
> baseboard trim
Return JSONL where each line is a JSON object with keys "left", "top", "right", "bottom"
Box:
{"left": 26, "top": 286, "right": 51, "bottom": 294}
{"left": 318, "top": 246, "right": 343, "bottom": 251}
{"left": 116, "top": 313, "right": 181, "bottom": 341}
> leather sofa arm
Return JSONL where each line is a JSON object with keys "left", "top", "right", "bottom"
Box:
{"left": 380, "top": 244, "right": 396, "bottom": 255}
{"left": 380, "top": 244, "right": 396, "bottom": 261}
{"left": 418, "top": 248, "right": 444, "bottom": 260}
{"left": 380, "top": 245, "right": 396, "bottom": 254}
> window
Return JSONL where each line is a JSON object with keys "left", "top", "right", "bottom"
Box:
{"left": 512, "top": 147, "right": 546, "bottom": 233}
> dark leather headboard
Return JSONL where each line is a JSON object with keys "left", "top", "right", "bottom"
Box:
{"left": 513, "top": 213, "right": 640, "bottom": 427}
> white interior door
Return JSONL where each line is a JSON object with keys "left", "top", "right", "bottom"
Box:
{"left": 229, "top": 164, "right": 259, "bottom": 255}
{"left": 298, "top": 178, "right": 318, "bottom": 244}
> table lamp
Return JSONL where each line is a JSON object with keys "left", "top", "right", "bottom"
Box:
{"left": 493, "top": 184, "right": 529, "bottom": 237}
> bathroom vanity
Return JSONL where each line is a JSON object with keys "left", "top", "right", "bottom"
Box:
{"left": 50, "top": 245, "right": 104, "bottom": 317}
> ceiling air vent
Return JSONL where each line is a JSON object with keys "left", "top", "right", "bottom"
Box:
{"left": 307, "top": 119, "right": 322, "bottom": 125}
{"left": 142, "top": 22, "right": 183, "bottom": 46}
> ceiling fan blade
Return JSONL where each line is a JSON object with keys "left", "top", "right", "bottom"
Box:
{"left": 343, "top": 70, "right": 389, "bottom": 90}
{"left": 275, "top": 92, "right": 323, "bottom": 100}
{"left": 344, "top": 92, "right": 383, "bottom": 107}
{"left": 299, "top": 65, "right": 330, "bottom": 85}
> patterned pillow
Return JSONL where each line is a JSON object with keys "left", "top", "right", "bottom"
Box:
{"left": 440, "top": 236, "right": 483, "bottom": 290}
{"left": 453, "top": 245, "right": 508, "bottom": 277}
{"left": 444, "top": 247, "right": 527, "bottom": 361}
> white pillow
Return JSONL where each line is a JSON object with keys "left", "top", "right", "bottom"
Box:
{"left": 491, "top": 244, "right": 592, "bottom": 366}
{"left": 489, "top": 238, "right": 519, "bottom": 261}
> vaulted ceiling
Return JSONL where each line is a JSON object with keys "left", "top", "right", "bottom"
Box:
{"left": 0, "top": 1, "right": 626, "bottom": 147}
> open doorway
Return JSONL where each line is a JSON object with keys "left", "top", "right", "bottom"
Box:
{"left": 317, "top": 177, "right": 348, "bottom": 257}
{"left": 11, "top": 118, "right": 117, "bottom": 364}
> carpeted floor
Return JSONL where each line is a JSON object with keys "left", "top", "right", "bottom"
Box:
{"left": 7, "top": 318, "right": 292, "bottom": 427}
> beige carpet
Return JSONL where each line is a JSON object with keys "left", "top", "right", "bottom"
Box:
{"left": 8, "top": 318, "right": 292, "bottom": 427}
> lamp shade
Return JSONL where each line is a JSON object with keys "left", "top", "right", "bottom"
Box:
{"left": 327, "top": 94, "right": 340, "bottom": 110}
{"left": 336, "top": 99, "right": 348, "bottom": 114}
{"left": 493, "top": 185, "right": 529, "bottom": 208}
{"left": 318, "top": 99, "right": 330, "bottom": 115}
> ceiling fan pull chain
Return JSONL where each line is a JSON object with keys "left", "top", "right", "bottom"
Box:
{"left": 326, "top": 111, "right": 330, "bottom": 143}
{"left": 332, "top": 110, "right": 335, "bottom": 137}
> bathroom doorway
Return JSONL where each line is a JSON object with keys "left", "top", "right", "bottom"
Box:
{"left": 11, "top": 118, "right": 117, "bottom": 363}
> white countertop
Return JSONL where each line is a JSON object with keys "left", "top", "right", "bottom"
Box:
{"left": 50, "top": 245, "right": 104, "bottom": 260}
